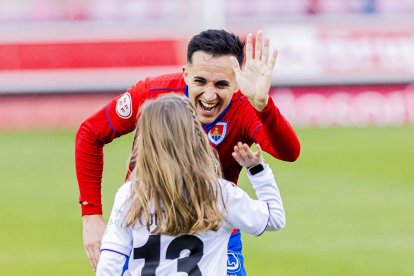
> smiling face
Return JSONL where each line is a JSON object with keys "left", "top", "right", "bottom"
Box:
{"left": 183, "top": 51, "right": 239, "bottom": 125}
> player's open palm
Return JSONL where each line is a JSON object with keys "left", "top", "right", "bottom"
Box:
{"left": 232, "top": 142, "right": 264, "bottom": 168}
{"left": 231, "top": 31, "right": 278, "bottom": 111}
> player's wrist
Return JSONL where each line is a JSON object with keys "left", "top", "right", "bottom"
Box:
{"left": 249, "top": 96, "right": 269, "bottom": 112}
{"left": 82, "top": 214, "right": 104, "bottom": 221}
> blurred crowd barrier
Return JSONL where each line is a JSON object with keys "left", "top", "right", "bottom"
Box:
{"left": 1, "top": 0, "right": 414, "bottom": 22}
{"left": 273, "top": 85, "right": 414, "bottom": 127}
{"left": 1, "top": 21, "right": 413, "bottom": 93}
{"left": 0, "top": 0, "right": 413, "bottom": 128}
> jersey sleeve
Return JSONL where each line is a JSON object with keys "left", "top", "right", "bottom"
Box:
{"left": 221, "top": 165, "right": 285, "bottom": 236}
{"left": 246, "top": 165, "right": 286, "bottom": 232}
{"left": 96, "top": 250, "right": 126, "bottom": 276}
{"left": 105, "top": 81, "right": 150, "bottom": 135}
{"left": 97, "top": 183, "right": 132, "bottom": 275}
{"left": 75, "top": 80, "right": 150, "bottom": 216}
{"left": 100, "top": 182, "right": 133, "bottom": 258}
{"left": 245, "top": 97, "right": 301, "bottom": 162}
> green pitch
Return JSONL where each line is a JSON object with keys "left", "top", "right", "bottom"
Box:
{"left": 0, "top": 127, "right": 413, "bottom": 275}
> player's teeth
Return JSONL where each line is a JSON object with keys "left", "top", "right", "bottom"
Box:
{"left": 201, "top": 102, "right": 216, "bottom": 108}
{"left": 202, "top": 105, "right": 213, "bottom": 111}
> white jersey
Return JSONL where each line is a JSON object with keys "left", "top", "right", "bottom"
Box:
{"left": 96, "top": 165, "right": 285, "bottom": 276}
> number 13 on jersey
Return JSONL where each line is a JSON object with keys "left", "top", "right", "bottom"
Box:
{"left": 133, "top": 234, "right": 204, "bottom": 276}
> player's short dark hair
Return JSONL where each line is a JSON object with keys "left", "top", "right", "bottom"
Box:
{"left": 187, "top": 29, "right": 245, "bottom": 67}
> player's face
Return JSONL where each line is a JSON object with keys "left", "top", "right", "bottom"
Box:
{"left": 183, "top": 51, "right": 238, "bottom": 125}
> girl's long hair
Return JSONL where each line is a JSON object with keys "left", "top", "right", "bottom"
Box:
{"left": 126, "top": 93, "right": 224, "bottom": 235}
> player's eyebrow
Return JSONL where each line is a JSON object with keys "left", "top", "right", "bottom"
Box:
{"left": 215, "top": 80, "right": 230, "bottom": 86}
{"left": 194, "top": 76, "right": 206, "bottom": 82}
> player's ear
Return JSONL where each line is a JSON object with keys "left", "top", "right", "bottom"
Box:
{"left": 182, "top": 66, "right": 189, "bottom": 84}
{"left": 232, "top": 81, "right": 239, "bottom": 94}
{"left": 230, "top": 64, "right": 240, "bottom": 93}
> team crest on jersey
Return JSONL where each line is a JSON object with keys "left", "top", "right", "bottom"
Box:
{"left": 116, "top": 92, "right": 132, "bottom": 119}
{"left": 208, "top": 122, "right": 227, "bottom": 145}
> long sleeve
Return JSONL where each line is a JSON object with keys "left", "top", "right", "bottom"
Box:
{"left": 222, "top": 164, "right": 285, "bottom": 235}
{"left": 247, "top": 165, "right": 286, "bottom": 231}
{"left": 253, "top": 97, "right": 301, "bottom": 162}
{"left": 75, "top": 106, "right": 119, "bottom": 215}
{"left": 96, "top": 250, "right": 127, "bottom": 276}
{"left": 97, "top": 182, "right": 133, "bottom": 274}
{"left": 75, "top": 73, "right": 185, "bottom": 216}
{"left": 75, "top": 81, "right": 149, "bottom": 216}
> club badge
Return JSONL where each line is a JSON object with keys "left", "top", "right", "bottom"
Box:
{"left": 208, "top": 122, "right": 227, "bottom": 145}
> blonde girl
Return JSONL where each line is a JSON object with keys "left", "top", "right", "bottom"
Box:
{"left": 97, "top": 94, "right": 286, "bottom": 275}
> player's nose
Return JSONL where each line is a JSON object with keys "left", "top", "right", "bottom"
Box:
{"left": 203, "top": 87, "right": 217, "bottom": 101}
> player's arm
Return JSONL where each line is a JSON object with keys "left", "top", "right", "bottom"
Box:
{"left": 224, "top": 143, "right": 286, "bottom": 235}
{"left": 76, "top": 81, "right": 148, "bottom": 215}
{"left": 75, "top": 80, "right": 149, "bottom": 270}
{"left": 251, "top": 96, "right": 300, "bottom": 161}
{"left": 76, "top": 99, "right": 125, "bottom": 271}
{"left": 231, "top": 31, "right": 300, "bottom": 161}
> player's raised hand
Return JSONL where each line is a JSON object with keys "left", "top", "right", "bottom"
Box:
{"left": 230, "top": 31, "right": 278, "bottom": 111}
{"left": 232, "top": 142, "right": 264, "bottom": 168}
{"left": 83, "top": 214, "right": 106, "bottom": 272}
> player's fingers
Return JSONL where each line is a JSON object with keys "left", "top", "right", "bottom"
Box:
{"left": 85, "top": 246, "right": 96, "bottom": 271}
{"left": 86, "top": 241, "right": 100, "bottom": 271}
{"left": 254, "top": 30, "right": 263, "bottom": 61}
{"left": 245, "top": 33, "right": 253, "bottom": 62}
{"left": 90, "top": 256, "right": 97, "bottom": 272}
{"left": 92, "top": 244, "right": 101, "bottom": 271}
{"left": 261, "top": 38, "right": 270, "bottom": 63}
{"left": 268, "top": 49, "right": 278, "bottom": 70}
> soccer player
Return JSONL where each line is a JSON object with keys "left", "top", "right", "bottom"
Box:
{"left": 96, "top": 94, "right": 286, "bottom": 275}
{"left": 76, "top": 29, "right": 300, "bottom": 274}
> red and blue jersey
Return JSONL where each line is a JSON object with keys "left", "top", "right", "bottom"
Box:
{"left": 76, "top": 72, "right": 300, "bottom": 275}
{"left": 75, "top": 72, "right": 300, "bottom": 216}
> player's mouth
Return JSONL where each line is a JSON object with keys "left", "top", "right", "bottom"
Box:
{"left": 198, "top": 100, "right": 220, "bottom": 114}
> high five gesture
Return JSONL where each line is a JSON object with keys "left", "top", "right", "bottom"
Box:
{"left": 231, "top": 31, "right": 278, "bottom": 111}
